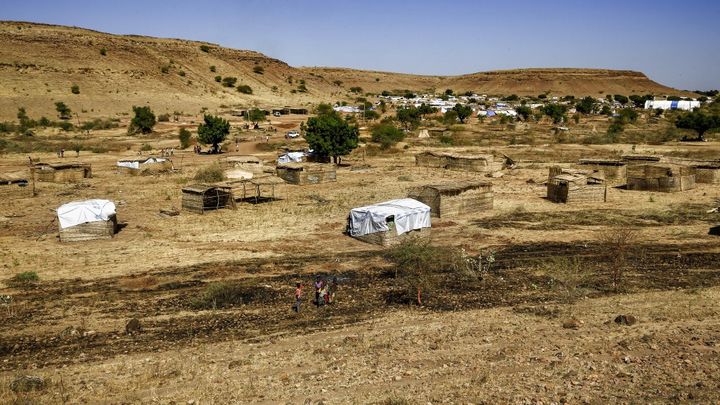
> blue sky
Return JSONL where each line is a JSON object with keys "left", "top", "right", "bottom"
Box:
{"left": 2, "top": 0, "right": 719, "bottom": 89}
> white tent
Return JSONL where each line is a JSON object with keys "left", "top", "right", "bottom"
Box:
{"left": 644, "top": 100, "right": 700, "bottom": 111}
{"left": 116, "top": 157, "right": 167, "bottom": 169}
{"left": 348, "top": 198, "right": 431, "bottom": 237}
{"left": 277, "top": 152, "right": 305, "bottom": 164}
{"left": 57, "top": 199, "right": 116, "bottom": 230}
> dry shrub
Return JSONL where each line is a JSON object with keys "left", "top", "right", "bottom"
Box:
{"left": 598, "top": 228, "right": 638, "bottom": 291}
{"left": 535, "top": 256, "right": 591, "bottom": 302}
{"left": 193, "top": 164, "right": 225, "bottom": 183}
{"left": 190, "top": 281, "right": 269, "bottom": 309}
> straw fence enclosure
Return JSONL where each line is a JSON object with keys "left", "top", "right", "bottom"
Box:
{"left": 408, "top": 181, "right": 493, "bottom": 218}
{"left": 415, "top": 151, "right": 505, "bottom": 172}
{"left": 626, "top": 164, "right": 695, "bottom": 192}
{"left": 31, "top": 162, "right": 92, "bottom": 182}
{"left": 352, "top": 223, "right": 431, "bottom": 247}
{"left": 578, "top": 159, "right": 627, "bottom": 182}
{"left": 59, "top": 215, "right": 117, "bottom": 242}
{"left": 276, "top": 163, "right": 336, "bottom": 185}
{"left": 622, "top": 154, "right": 665, "bottom": 165}
{"left": 181, "top": 184, "right": 236, "bottom": 214}
{"left": 690, "top": 164, "right": 720, "bottom": 184}
{"left": 547, "top": 167, "right": 607, "bottom": 203}
{"left": 220, "top": 176, "right": 286, "bottom": 204}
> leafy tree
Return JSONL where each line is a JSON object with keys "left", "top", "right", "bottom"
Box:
{"left": 371, "top": 122, "right": 405, "bottom": 148}
{"left": 221, "top": 77, "right": 237, "bottom": 87}
{"left": 613, "top": 94, "right": 629, "bottom": 105}
{"left": 417, "top": 103, "right": 437, "bottom": 116}
{"left": 541, "top": 104, "right": 568, "bottom": 124}
{"left": 199, "top": 45, "right": 211, "bottom": 53}
{"left": 675, "top": 110, "right": 720, "bottom": 141}
{"left": 246, "top": 108, "right": 266, "bottom": 126}
{"left": 178, "top": 128, "right": 192, "bottom": 149}
{"left": 55, "top": 101, "right": 72, "bottom": 120}
{"left": 363, "top": 110, "right": 380, "bottom": 120}
{"left": 396, "top": 106, "right": 421, "bottom": 129}
{"left": 209, "top": 65, "right": 216, "bottom": 72}
{"left": 404, "top": 91, "right": 416, "bottom": 99}
{"left": 197, "top": 115, "right": 230, "bottom": 152}
{"left": 99, "top": 48, "right": 107, "bottom": 56}
{"left": 575, "top": 96, "right": 597, "bottom": 114}
{"left": 349, "top": 86, "right": 363, "bottom": 94}
{"left": 667, "top": 95, "right": 681, "bottom": 101}
{"left": 315, "top": 103, "right": 334, "bottom": 115}
{"left": 600, "top": 105, "right": 612, "bottom": 115}
{"left": 617, "top": 108, "right": 638, "bottom": 124}
{"left": 516, "top": 105, "right": 532, "bottom": 121}
{"left": 629, "top": 94, "right": 651, "bottom": 108}
{"left": 304, "top": 108, "right": 359, "bottom": 163}
{"left": 452, "top": 103, "right": 473, "bottom": 124}
{"left": 503, "top": 94, "right": 519, "bottom": 102}
{"left": 381, "top": 90, "right": 390, "bottom": 96}
{"left": 128, "top": 106, "right": 156, "bottom": 134}
{"left": 444, "top": 89, "right": 454, "bottom": 96}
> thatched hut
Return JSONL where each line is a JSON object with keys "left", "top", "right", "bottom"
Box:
{"left": 31, "top": 162, "right": 92, "bottom": 182}
{"left": 547, "top": 172, "right": 607, "bottom": 203}
{"left": 276, "top": 163, "right": 336, "bottom": 185}
{"left": 57, "top": 199, "right": 117, "bottom": 242}
{"left": 408, "top": 181, "right": 493, "bottom": 218}
{"left": 626, "top": 164, "right": 695, "bottom": 192}
{"left": 578, "top": 159, "right": 627, "bottom": 181}
{"left": 415, "top": 151, "right": 507, "bottom": 172}
{"left": 116, "top": 157, "right": 172, "bottom": 176}
{"left": 181, "top": 184, "right": 236, "bottom": 214}
{"left": 347, "top": 198, "right": 431, "bottom": 246}
{"left": 690, "top": 163, "right": 720, "bottom": 184}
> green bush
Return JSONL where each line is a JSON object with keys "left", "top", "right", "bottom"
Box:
{"left": 157, "top": 113, "right": 170, "bottom": 122}
{"left": 80, "top": 118, "right": 119, "bottom": 131}
{"left": 128, "top": 106, "right": 156, "bottom": 134}
{"left": 193, "top": 164, "right": 225, "bottom": 182}
{"left": 237, "top": 84, "right": 253, "bottom": 94}
{"left": 214, "top": 75, "right": 222, "bottom": 83}
{"left": 221, "top": 77, "right": 237, "bottom": 87}
{"left": 71, "top": 84, "right": 80, "bottom": 94}
{"left": 99, "top": 48, "right": 107, "bottom": 56}
{"left": 199, "top": 45, "right": 211, "bottom": 53}
{"left": 371, "top": 122, "right": 405, "bottom": 149}
{"left": 178, "top": 70, "right": 186, "bottom": 77}
{"left": 9, "top": 271, "right": 39, "bottom": 286}
{"left": 160, "top": 64, "right": 170, "bottom": 74}
{"left": 179, "top": 128, "right": 192, "bottom": 149}
{"left": 140, "top": 143, "right": 153, "bottom": 151}
{"left": 209, "top": 65, "right": 216, "bottom": 72}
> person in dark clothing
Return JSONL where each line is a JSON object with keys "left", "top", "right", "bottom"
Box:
{"left": 314, "top": 276, "right": 323, "bottom": 307}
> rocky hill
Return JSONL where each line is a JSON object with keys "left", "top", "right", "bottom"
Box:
{"left": 0, "top": 21, "right": 689, "bottom": 120}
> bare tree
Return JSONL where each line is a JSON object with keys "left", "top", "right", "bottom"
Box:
{"left": 598, "top": 228, "right": 638, "bottom": 291}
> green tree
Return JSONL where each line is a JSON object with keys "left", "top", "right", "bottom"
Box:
{"left": 349, "top": 86, "right": 363, "bottom": 94}
{"left": 214, "top": 75, "right": 222, "bottom": 83}
{"left": 675, "top": 110, "right": 720, "bottom": 141}
{"left": 417, "top": 103, "right": 438, "bottom": 116}
{"left": 396, "top": 106, "right": 421, "bottom": 130}
{"left": 443, "top": 110, "right": 459, "bottom": 125}
{"left": 128, "top": 106, "right": 156, "bottom": 134}
{"left": 197, "top": 114, "right": 230, "bottom": 153}
{"left": 304, "top": 108, "right": 359, "bottom": 163}
{"left": 516, "top": 105, "right": 532, "bottom": 121}
{"left": 600, "top": 105, "right": 612, "bottom": 115}
{"left": 575, "top": 96, "right": 597, "bottom": 114}
{"left": 613, "top": 94, "right": 629, "bottom": 105}
{"left": 452, "top": 103, "right": 473, "bottom": 124}
{"left": 371, "top": 122, "right": 405, "bottom": 149}
{"left": 237, "top": 85, "right": 253, "bottom": 94}
{"left": 179, "top": 128, "right": 192, "bottom": 149}
{"left": 617, "top": 108, "right": 638, "bottom": 124}
{"left": 246, "top": 108, "right": 267, "bottom": 126}
{"left": 55, "top": 101, "right": 72, "bottom": 120}
{"left": 253, "top": 65, "right": 264, "bottom": 74}
{"left": 444, "top": 89, "right": 454, "bottom": 96}
{"left": 209, "top": 65, "right": 216, "bottom": 72}
{"left": 541, "top": 104, "right": 568, "bottom": 124}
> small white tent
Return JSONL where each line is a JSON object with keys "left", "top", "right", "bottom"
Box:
{"left": 57, "top": 199, "right": 116, "bottom": 230}
{"left": 348, "top": 198, "right": 431, "bottom": 237}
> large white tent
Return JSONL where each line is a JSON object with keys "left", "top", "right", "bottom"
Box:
{"left": 644, "top": 100, "right": 700, "bottom": 111}
{"left": 57, "top": 199, "right": 116, "bottom": 229}
{"left": 348, "top": 198, "right": 431, "bottom": 237}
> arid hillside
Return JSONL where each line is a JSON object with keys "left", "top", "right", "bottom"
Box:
{"left": 0, "top": 21, "right": 690, "bottom": 121}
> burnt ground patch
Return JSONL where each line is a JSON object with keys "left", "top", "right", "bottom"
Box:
{"left": 1, "top": 242, "right": 720, "bottom": 371}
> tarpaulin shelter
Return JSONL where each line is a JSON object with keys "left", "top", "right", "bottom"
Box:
{"left": 347, "top": 198, "right": 431, "bottom": 246}
{"left": 57, "top": 199, "right": 117, "bottom": 242}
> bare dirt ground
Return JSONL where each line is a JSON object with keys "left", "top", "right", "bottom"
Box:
{"left": 1, "top": 117, "right": 719, "bottom": 403}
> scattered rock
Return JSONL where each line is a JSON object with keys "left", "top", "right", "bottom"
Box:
{"left": 10, "top": 375, "right": 46, "bottom": 393}
{"left": 614, "top": 315, "right": 637, "bottom": 326}
{"left": 125, "top": 318, "right": 142, "bottom": 334}
{"left": 562, "top": 319, "right": 581, "bottom": 329}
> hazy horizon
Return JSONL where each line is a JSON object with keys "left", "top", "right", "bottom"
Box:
{"left": 2, "top": 0, "right": 719, "bottom": 90}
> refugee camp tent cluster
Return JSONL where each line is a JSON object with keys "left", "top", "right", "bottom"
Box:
{"left": 57, "top": 199, "right": 117, "bottom": 242}
{"left": 347, "top": 198, "right": 431, "bottom": 246}
{"left": 644, "top": 100, "right": 701, "bottom": 111}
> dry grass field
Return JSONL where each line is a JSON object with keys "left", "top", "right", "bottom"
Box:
{"left": 1, "top": 111, "right": 719, "bottom": 403}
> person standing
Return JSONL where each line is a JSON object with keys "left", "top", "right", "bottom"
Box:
{"left": 328, "top": 276, "right": 338, "bottom": 304}
{"left": 314, "top": 276, "right": 323, "bottom": 307}
{"left": 293, "top": 283, "right": 303, "bottom": 313}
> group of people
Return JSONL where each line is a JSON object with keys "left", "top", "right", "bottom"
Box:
{"left": 293, "top": 276, "right": 338, "bottom": 313}
{"left": 159, "top": 148, "right": 174, "bottom": 157}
